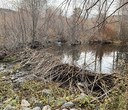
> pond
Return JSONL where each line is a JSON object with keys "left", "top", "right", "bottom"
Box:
{"left": 47, "top": 44, "right": 128, "bottom": 74}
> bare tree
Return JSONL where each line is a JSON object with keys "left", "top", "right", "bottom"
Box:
{"left": 1, "top": 0, "right": 128, "bottom": 49}
{"left": 119, "top": 0, "right": 128, "bottom": 42}
{"left": 69, "top": 7, "right": 82, "bottom": 44}
{"left": 20, "top": 0, "right": 47, "bottom": 44}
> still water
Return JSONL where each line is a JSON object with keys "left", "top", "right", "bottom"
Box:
{"left": 47, "top": 44, "right": 128, "bottom": 74}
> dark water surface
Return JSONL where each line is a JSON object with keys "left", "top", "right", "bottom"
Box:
{"left": 47, "top": 44, "right": 128, "bottom": 74}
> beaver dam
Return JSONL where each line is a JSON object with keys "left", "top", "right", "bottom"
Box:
{"left": 45, "top": 64, "right": 115, "bottom": 94}
{"left": 0, "top": 47, "right": 117, "bottom": 95}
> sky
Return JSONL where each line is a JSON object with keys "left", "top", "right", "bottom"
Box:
{"left": 48, "top": 0, "right": 117, "bottom": 16}
{"left": 0, "top": 0, "right": 118, "bottom": 16}
{"left": 0, "top": 0, "right": 79, "bottom": 15}
{"left": 0, "top": 0, "right": 13, "bottom": 8}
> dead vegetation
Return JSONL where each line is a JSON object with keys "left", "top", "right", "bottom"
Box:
{"left": 5, "top": 48, "right": 115, "bottom": 96}
{"left": 0, "top": 48, "right": 128, "bottom": 109}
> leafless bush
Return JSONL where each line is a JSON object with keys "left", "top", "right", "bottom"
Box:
{"left": 0, "top": 0, "right": 128, "bottom": 49}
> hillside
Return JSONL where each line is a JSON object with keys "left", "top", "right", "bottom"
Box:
{"left": 0, "top": 8, "right": 15, "bottom": 13}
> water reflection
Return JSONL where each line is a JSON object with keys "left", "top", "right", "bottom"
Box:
{"left": 47, "top": 44, "right": 128, "bottom": 74}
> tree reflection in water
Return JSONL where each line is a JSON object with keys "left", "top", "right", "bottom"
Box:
{"left": 47, "top": 44, "right": 128, "bottom": 74}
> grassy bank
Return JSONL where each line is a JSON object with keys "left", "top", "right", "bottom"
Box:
{"left": 0, "top": 72, "right": 128, "bottom": 110}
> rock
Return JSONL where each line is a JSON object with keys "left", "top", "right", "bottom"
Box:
{"left": 0, "top": 102, "right": 2, "bottom": 107}
{"left": 33, "top": 103, "right": 43, "bottom": 109}
{"left": 70, "top": 108, "right": 78, "bottom": 110}
{"left": 21, "top": 107, "right": 31, "bottom": 110}
{"left": 80, "top": 93, "right": 86, "bottom": 97}
{"left": 62, "top": 109, "right": 68, "bottom": 110}
{"left": 42, "top": 105, "right": 51, "bottom": 110}
{"left": 42, "top": 89, "right": 52, "bottom": 95}
{"left": 1, "top": 76, "right": 6, "bottom": 80}
{"left": 75, "top": 93, "right": 87, "bottom": 101}
{"left": 21, "top": 99, "right": 30, "bottom": 107}
{"left": 32, "top": 107, "right": 41, "bottom": 110}
{"left": 62, "top": 102, "right": 75, "bottom": 108}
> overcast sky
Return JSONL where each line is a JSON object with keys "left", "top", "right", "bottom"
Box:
{"left": 0, "top": 0, "right": 12, "bottom": 8}
{"left": 0, "top": 0, "right": 78, "bottom": 15}
{"left": 0, "top": 0, "right": 117, "bottom": 16}
{"left": 48, "top": 0, "right": 117, "bottom": 16}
